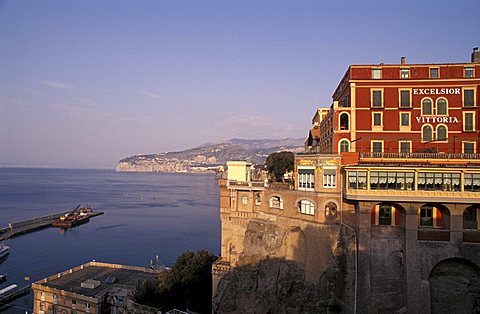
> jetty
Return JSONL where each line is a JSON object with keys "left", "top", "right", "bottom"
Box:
{"left": 0, "top": 285, "right": 31, "bottom": 311}
{"left": 0, "top": 205, "right": 103, "bottom": 241}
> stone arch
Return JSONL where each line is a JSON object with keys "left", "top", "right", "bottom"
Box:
{"left": 282, "top": 226, "right": 307, "bottom": 264}
{"left": 324, "top": 200, "right": 338, "bottom": 219}
{"left": 429, "top": 258, "right": 480, "bottom": 313}
{"left": 418, "top": 203, "right": 450, "bottom": 229}
{"left": 370, "top": 202, "right": 406, "bottom": 226}
{"left": 464, "top": 205, "right": 480, "bottom": 229}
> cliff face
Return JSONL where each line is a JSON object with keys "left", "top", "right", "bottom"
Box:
{"left": 116, "top": 138, "right": 303, "bottom": 173}
{"left": 213, "top": 219, "right": 351, "bottom": 313}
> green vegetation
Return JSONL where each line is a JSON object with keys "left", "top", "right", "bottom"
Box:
{"left": 134, "top": 250, "right": 218, "bottom": 313}
{"left": 265, "top": 151, "right": 294, "bottom": 182}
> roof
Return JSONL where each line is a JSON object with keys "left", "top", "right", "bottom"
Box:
{"left": 33, "top": 262, "right": 158, "bottom": 299}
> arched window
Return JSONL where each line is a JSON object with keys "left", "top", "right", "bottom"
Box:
{"left": 436, "top": 125, "right": 448, "bottom": 141}
{"left": 325, "top": 202, "right": 337, "bottom": 218}
{"left": 339, "top": 139, "right": 350, "bottom": 153}
{"left": 463, "top": 206, "right": 478, "bottom": 229}
{"left": 269, "top": 196, "right": 284, "bottom": 209}
{"left": 422, "top": 98, "right": 433, "bottom": 115}
{"left": 422, "top": 125, "right": 433, "bottom": 142}
{"left": 255, "top": 193, "right": 261, "bottom": 206}
{"left": 436, "top": 98, "right": 448, "bottom": 115}
{"left": 339, "top": 113, "right": 349, "bottom": 130}
{"left": 298, "top": 200, "right": 315, "bottom": 215}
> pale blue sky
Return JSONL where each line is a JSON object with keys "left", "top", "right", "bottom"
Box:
{"left": 1, "top": 0, "right": 479, "bottom": 168}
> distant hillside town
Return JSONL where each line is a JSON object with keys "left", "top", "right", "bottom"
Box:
{"left": 115, "top": 138, "right": 304, "bottom": 173}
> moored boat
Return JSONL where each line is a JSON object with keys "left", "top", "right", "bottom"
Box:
{"left": 51, "top": 205, "right": 98, "bottom": 228}
{"left": 0, "top": 244, "right": 9, "bottom": 262}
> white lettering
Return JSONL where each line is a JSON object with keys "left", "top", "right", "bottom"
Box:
{"left": 453, "top": 117, "right": 459, "bottom": 123}
{"left": 411, "top": 87, "right": 461, "bottom": 95}
{"left": 416, "top": 117, "right": 421, "bottom": 123}
{"left": 442, "top": 117, "right": 448, "bottom": 123}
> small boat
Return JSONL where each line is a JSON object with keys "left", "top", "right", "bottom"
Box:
{"left": 0, "top": 244, "right": 9, "bottom": 262}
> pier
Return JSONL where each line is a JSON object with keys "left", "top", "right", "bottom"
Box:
{"left": 0, "top": 285, "right": 31, "bottom": 311}
{"left": 0, "top": 206, "right": 104, "bottom": 241}
{"left": 0, "top": 212, "right": 68, "bottom": 241}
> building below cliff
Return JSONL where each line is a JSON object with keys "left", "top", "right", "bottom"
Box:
{"left": 32, "top": 261, "right": 160, "bottom": 314}
{"left": 212, "top": 48, "right": 480, "bottom": 313}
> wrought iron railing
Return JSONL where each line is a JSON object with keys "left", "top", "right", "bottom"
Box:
{"left": 360, "top": 152, "right": 480, "bottom": 160}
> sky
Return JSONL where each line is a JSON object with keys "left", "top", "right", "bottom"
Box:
{"left": 0, "top": 0, "right": 479, "bottom": 168}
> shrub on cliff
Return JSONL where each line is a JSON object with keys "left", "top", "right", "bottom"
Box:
{"left": 265, "top": 151, "right": 294, "bottom": 182}
{"left": 134, "top": 250, "right": 218, "bottom": 313}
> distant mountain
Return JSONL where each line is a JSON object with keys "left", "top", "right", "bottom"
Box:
{"left": 116, "top": 138, "right": 304, "bottom": 173}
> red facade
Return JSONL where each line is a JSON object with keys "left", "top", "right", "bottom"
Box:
{"left": 316, "top": 53, "right": 480, "bottom": 155}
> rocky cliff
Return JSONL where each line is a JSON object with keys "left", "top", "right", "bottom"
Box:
{"left": 116, "top": 138, "right": 303, "bottom": 173}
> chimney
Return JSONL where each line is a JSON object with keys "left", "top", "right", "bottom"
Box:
{"left": 472, "top": 47, "right": 480, "bottom": 63}
{"left": 401, "top": 56, "right": 406, "bottom": 65}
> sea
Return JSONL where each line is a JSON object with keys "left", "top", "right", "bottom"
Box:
{"left": 0, "top": 167, "right": 220, "bottom": 313}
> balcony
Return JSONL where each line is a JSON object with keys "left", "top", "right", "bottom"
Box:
{"left": 358, "top": 152, "right": 480, "bottom": 165}
{"left": 226, "top": 180, "right": 266, "bottom": 190}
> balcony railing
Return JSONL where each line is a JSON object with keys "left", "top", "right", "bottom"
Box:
{"left": 360, "top": 152, "right": 480, "bottom": 160}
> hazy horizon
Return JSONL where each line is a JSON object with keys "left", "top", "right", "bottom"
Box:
{"left": 1, "top": 0, "right": 479, "bottom": 168}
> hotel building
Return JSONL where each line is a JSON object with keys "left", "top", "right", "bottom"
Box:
{"left": 213, "top": 48, "right": 480, "bottom": 313}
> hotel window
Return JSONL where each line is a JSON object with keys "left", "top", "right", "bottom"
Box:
{"left": 400, "top": 112, "right": 410, "bottom": 127}
{"left": 463, "top": 142, "right": 475, "bottom": 154}
{"left": 463, "top": 89, "right": 475, "bottom": 107}
{"left": 339, "top": 139, "right": 350, "bottom": 153}
{"left": 242, "top": 196, "right": 248, "bottom": 205}
{"left": 269, "top": 196, "right": 284, "bottom": 209}
{"left": 465, "top": 67, "right": 474, "bottom": 78}
{"left": 372, "top": 68, "right": 381, "bottom": 79}
{"left": 399, "top": 89, "right": 411, "bottom": 107}
{"left": 372, "top": 112, "right": 382, "bottom": 127}
{"left": 371, "top": 90, "right": 383, "bottom": 108}
{"left": 298, "top": 168, "right": 315, "bottom": 191}
{"left": 463, "top": 206, "right": 478, "bottom": 229}
{"left": 325, "top": 202, "right": 337, "bottom": 218}
{"left": 339, "top": 112, "right": 349, "bottom": 130}
{"left": 420, "top": 206, "right": 434, "bottom": 227}
{"left": 436, "top": 98, "right": 447, "bottom": 115}
{"left": 436, "top": 125, "right": 448, "bottom": 141}
{"left": 379, "top": 205, "right": 392, "bottom": 225}
{"left": 255, "top": 193, "right": 261, "bottom": 206}
{"left": 464, "top": 173, "right": 480, "bottom": 192}
{"left": 400, "top": 69, "right": 410, "bottom": 78}
{"left": 298, "top": 200, "right": 315, "bottom": 216}
{"left": 371, "top": 141, "right": 383, "bottom": 153}
{"left": 399, "top": 141, "right": 411, "bottom": 154}
{"left": 348, "top": 171, "right": 367, "bottom": 190}
{"left": 430, "top": 67, "right": 439, "bottom": 78}
{"left": 417, "top": 172, "right": 461, "bottom": 192}
{"left": 370, "top": 172, "right": 414, "bottom": 190}
{"left": 421, "top": 98, "right": 433, "bottom": 115}
{"left": 323, "top": 168, "right": 336, "bottom": 188}
{"left": 422, "top": 125, "right": 433, "bottom": 142}
{"left": 464, "top": 112, "right": 475, "bottom": 131}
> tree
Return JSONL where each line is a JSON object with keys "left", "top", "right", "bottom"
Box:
{"left": 265, "top": 151, "right": 294, "bottom": 182}
{"left": 134, "top": 250, "right": 218, "bottom": 313}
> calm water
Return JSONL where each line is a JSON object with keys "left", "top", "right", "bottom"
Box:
{"left": 0, "top": 168, "right": 220, "bottom": 313}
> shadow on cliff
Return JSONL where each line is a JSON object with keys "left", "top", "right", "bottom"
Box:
{"left": 213, "top": 222, "right": 354, "bottom": 313}
{"left": 213, "top": 258, "right": 342, "bottom": 314}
